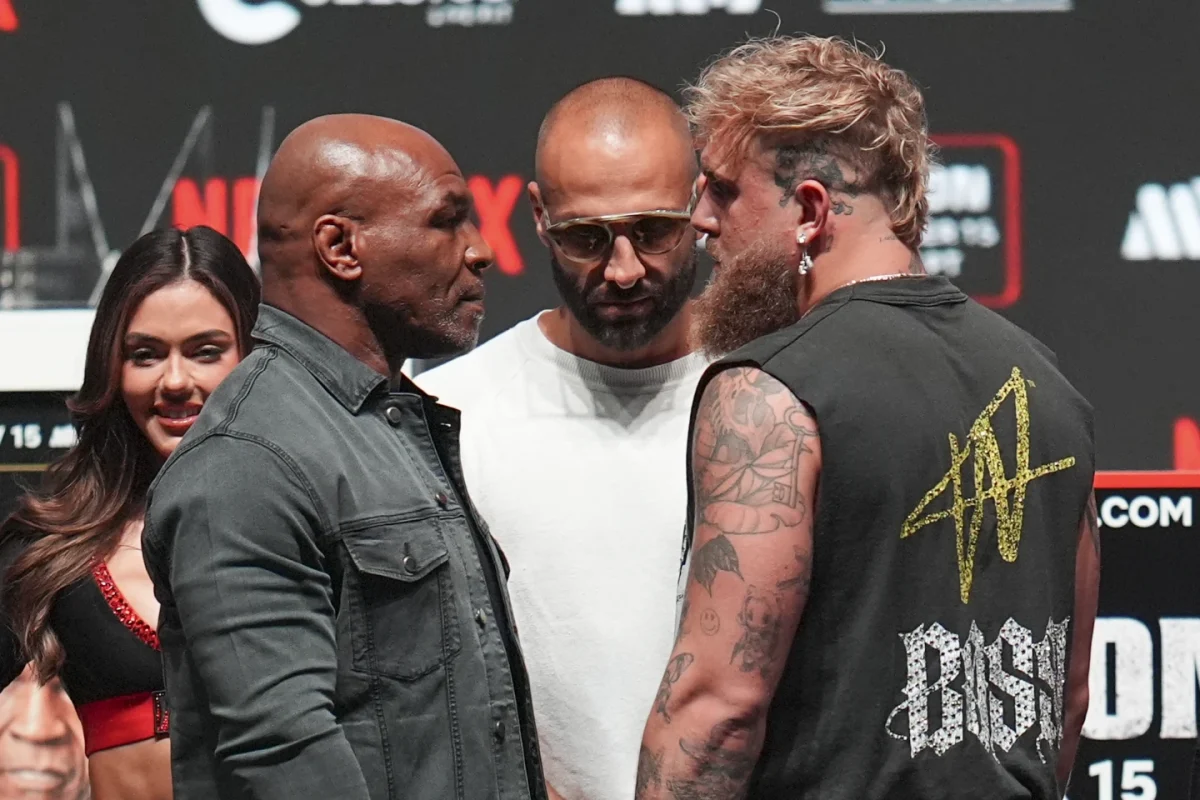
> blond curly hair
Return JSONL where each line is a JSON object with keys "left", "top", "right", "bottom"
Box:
{"left": 685, "top": 35, "right": 933, "bottom": 248}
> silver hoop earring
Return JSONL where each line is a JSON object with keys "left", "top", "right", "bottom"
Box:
{"left": 797, "top": 232, "right": 813, "bottom": 276}
{"left": 798, "top": 251, "right": 814, "bottom": 276}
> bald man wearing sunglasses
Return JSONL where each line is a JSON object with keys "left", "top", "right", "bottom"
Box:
{"left": 416, "top": 77, "right": 709, "bottom": 800}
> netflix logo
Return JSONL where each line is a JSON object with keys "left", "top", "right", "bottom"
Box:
{"left": 0, "top": 103, "right": 532, "bottom": 313}
{"left": 172, "top": 177, "right": 260, "bottom": 262}
{"left": 169, "top": 173, "right": 526, "bottom": 277}
{"left": 468, "top": 174, "right": 523, "bottom": 277}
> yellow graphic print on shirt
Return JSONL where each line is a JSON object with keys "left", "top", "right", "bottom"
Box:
{"left": 901, "top": 366, "right": 1076, "bottom": 604}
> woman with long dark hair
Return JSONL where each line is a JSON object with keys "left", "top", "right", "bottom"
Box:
{"left": 0, "top": 226, "right": 260, "bottom": 800}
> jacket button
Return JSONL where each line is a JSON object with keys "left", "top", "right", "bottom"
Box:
{"left": 402, "top": 554, "right": 418, "bottom": 573}
{"left": 494, "top": 720, "right": 506, "bottom": 742}
{"left": 384, "top": 406, "right": 403, "bottom": 425}
{"left": 475, "top": 609, "right": 487, "bottom": 628}
{"left": 435, "top": 492, "right": 449, "bottom": 508}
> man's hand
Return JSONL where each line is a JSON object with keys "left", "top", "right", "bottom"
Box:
{"left": 636, "top": 366, "right": 819, "bottom": 799}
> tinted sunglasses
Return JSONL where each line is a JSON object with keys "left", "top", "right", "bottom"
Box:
{"left": 544, "top": 205, "right": 696, "bottom": 264}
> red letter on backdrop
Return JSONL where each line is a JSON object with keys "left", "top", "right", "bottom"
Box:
{"left": 1174, "top": 417, "right": 1200, "bottom": 470}
{"left": 469, "top": 175, "right": 523, "bottom": 276}
{"left": 0, "top": 1, "right": 17, "bottom": 33}
{"left": 172, "top": 177, "right": 258, "bottom": 260}
{"left": 0, "top": 145, "right": 18, "bottom": 251}
{"left": 232, "top": 177, "right": 259, "bottom": 261}
{"left": 173, "top": 178, "right": 228, "bottom": 234}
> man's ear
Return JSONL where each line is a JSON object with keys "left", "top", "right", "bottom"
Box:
{"left": 794, "top": 179, "right": 833, "bottom": 253}
{"left": 313, "top": 215, "right": 363, "bottom": 282}
{"left": 528, "top": 181, "right": 552, "bottom": 249}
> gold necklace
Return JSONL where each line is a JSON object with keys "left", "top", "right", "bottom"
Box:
{"left": 839, "top": 272, "right": 924, "bottom": 289}
{"left": 800, "top": 272, "right": 924, "bottom": 319}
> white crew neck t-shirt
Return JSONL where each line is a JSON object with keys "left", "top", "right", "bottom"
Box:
{"left": 416, "top": 312, "right": 709, "bottom": 800}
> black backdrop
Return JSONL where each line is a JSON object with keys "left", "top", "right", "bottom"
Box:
{"left": 0, "top": 0, "right": 1198, "bottom": 467}
{"left": 2, "top": 2, "right": 1200, "bottom": 796}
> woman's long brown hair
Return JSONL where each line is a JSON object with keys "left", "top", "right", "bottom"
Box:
{"left": 1, "top": 226, "right": 260, "bottom": 684}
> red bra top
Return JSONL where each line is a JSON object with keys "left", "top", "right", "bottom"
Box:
{"left": 0, "top": 535, "right": 168, "bottom": 754}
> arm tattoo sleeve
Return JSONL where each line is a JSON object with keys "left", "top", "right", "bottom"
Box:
{"left": 640, "top": 367, "right": 817, "bottom": 800}
{"left": 636, "top": 746, "right": 664, "bottom": 795}
{"left": 690, "top": 368, "right": 816, "bottom": 594}
{"left": 654, "top": 653, "right": 695, "bottom": 723}
{"left": 665, "top": 721, "right": 759, "bottom": 800}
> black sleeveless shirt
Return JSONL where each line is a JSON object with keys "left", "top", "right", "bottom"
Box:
{"left": 683, "top": 276, "right": 1095, "bottom": 799}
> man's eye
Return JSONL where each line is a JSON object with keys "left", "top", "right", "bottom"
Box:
{"left": 435, "top": 209, "right": 467, "bottom": 229}
{"left": 710, "top": 181, "right": 735, "bottom": 201}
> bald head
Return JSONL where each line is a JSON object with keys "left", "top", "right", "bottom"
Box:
{"left": 257, "top": 113, "right": 457, "bottom": 275}
{"left": 253, "top": 113, "right": 492, "bottom": 367}
{"left": 529, "top": 78, "right": 700, "bottom": 363}
{"left": 534, "top": 77, "right": 697, "bottom": 206}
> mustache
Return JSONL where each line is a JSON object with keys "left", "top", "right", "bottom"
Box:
{"left": 585, "top": 278, "right": 662, "bottom": 305}
{"left": 456, "top": 282, "right": 486, "bottom": 303}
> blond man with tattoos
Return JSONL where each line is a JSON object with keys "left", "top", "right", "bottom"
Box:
{"left": 637, "top": 36, "right": 1099, "bottom": 800}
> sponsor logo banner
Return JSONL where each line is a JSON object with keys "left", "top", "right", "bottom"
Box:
{"left": 615, "top": 0, "right": 760, "bottom": 14}
{"left": 197, "top": 0, "right": 515, "bottom": 46}
{"left": 1122, "top": 177, "right": 1200, "bottom": 261}
{"left": 1067, "top": 477, "right": 1200, "bottom": 800}
{"left": 922, "top": 134, "right": 1022, "bottom": 308}
{"left": 824, "top": 0, "right": 1071, "bottom": 14}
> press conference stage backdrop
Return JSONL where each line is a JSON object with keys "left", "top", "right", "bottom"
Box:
{"left": 1, "top": 0, "right": 1200, "bottom": 795}
{"left": 0, "top": 0, "right": 1198, "bottom": 467}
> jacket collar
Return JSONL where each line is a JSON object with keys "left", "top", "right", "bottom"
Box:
{"left": 252, "top": 304, "right": 389, "bottom": 414}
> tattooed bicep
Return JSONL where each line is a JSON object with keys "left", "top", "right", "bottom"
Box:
{"left": 695, "top": 367, "right": 816, "bottom": 453}
{"left": 680, "top": 366, "right": 820, "bottom": 688}
{"left": 686, "top": 366, "right": 819, "bottom": 604}
{"left": 692, "top": 367, "right": 819, "bottom": 534}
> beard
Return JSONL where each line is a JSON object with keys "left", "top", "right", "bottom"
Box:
{"left": 551, "top": 248, "right": 697, "bottom": 352}
{"left": 364, "top": 294, "right": 483, "bottom": 363}
{"left": 692, "top": 237, "right": 802, "bottom": 359}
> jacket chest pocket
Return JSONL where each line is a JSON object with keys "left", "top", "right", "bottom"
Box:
{"left": 341, "top": 519, "right": 463, "bottom": 681}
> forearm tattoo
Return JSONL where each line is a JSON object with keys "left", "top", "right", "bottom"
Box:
{"left": 664, "top": 721, "right": 758, "bottom": 800}
{"left": 654, "top": 652, "right": 695, "bottom": 723}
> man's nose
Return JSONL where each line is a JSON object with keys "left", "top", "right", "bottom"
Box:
{"left": 691, "top": 199, "right": 720, "bottom": 239}
{"left": 7, "top": 686, "right": 72, "bottom": 745}
{"left": 466, "top": 223, "right": 495, "bottom": 274}
{"left": 603, "top": 236, "right": 646, "bottom": 290}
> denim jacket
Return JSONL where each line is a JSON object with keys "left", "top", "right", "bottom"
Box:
{"left": 143, "top": 305, "right": 546, "bottom": 800}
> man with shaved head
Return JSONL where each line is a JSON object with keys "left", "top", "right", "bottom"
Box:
{"left": 418, "top": 78, "right": 708, "bottom": 800}
{"left": 143, "top": 114, "right": 547, "bottom": 800}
